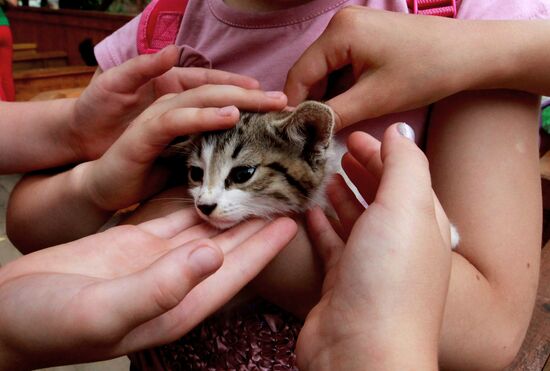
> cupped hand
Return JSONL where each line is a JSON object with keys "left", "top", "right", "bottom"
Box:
{"left": 70, "top": 45, "right": 263, "bottom": 160}
{"left": 296, "top": 124, "right": 452, "bottom": 370}
{"left": 0, "top": 209, "right": 297, "bottom": 369}
{"left": 76, "top": 83, "right": 287, "bottom": 212}
{"left": 285, "top": 7, "right": 471, "bottom": 130}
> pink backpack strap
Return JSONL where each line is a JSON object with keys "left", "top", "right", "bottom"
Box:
{"left": 407, "top": 0, "right": 460, "bottom": 18}
{"left": 137, "top": 0, "right": 189, "bottom": 55}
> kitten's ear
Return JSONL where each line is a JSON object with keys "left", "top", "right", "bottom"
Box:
{"left": 276, "top": 101, "right": 335, "bottom": 151}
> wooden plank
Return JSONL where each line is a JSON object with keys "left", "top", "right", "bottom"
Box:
{"left": 7, "top": 7, "right": 133, "bottom": 65}
{"left": 12, "top": 51, "right": 69, "bottom": 71}
{"left": 13, "top": 42, "right": 37, "bottom": 51}
{"left": 13, "top": 66, "right": 95, "bottom": 101}
{"left": 12, "top": 42, "right": 37, "bottom": 58}
{"left": 505, "top": 242, "right": 550, "bottom": 370}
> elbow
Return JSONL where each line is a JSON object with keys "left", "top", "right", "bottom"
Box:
{"left": 486, "top": 323, "right": 527, "bottom": 370}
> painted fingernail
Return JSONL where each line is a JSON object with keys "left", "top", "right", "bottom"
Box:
{"left": 218, "top": 105, "right": 239, "bottom": 117}
{"left": 265, "top": 91, "right": 285, "bottom": 99}
{"left": 397, "top": 122, "right": 415, "bottom": 142}
{"left": 188, "top": 245, "right": 222, "bottom": 277}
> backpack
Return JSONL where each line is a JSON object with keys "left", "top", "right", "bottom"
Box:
{"left": 137, "top": 0, "right": 460, "bottom": 55}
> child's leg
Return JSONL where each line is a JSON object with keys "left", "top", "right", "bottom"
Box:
{"left": 427, "top": 90, "right": 541, "bottom": 369}
{"left": 0, "top": 25, "right": 14, "bottom": 101}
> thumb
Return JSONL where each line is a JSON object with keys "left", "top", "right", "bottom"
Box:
{"left": 101, "top": 45, "right": 179, "bottom": 94}
{"left": 376, "top": 123, "right": 434, "bottom": 208}
{"left": 87, "top": 239, "right": 223, "bottom": 336}
{"left": 284, "top": 23, "right": 351, "bottom": 107}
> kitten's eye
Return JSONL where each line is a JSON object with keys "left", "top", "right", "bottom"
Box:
{"left": 189, "top": 166, "right": 204, "bottom": 182}
{"left": 228, "top": 166, "right": 256, "bottom": 184}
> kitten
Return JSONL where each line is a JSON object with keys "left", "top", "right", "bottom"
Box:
{"left": 181, "top": 101, "right": 338, "bottom": 229}
{"left": 178, "top": 100, "right": 460, "bottom": 249}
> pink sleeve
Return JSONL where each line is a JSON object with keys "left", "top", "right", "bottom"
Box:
{"left": 94, "top": 15, "right": 141, "bottom": 71}
{"left": 458, "top": 0, "right": 550, "bottom": 20}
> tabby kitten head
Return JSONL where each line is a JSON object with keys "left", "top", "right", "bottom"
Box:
{"left": 183, "top": 101, "right": 336, "bottom": 229}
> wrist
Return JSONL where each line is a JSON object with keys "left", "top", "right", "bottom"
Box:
{"left": 71, "top": 162, "right": 116, "bottom": 214}
{"left": 301, "top": 320, "right": 440, "bottom": 371}
{"left": 64, "top": 98, "right": 88, "bottom": 162}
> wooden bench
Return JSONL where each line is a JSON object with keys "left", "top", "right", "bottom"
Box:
{"left": 12, "top": 50, "right": 69, "bottom": 71}
{"left": 12, "top": 42, "right": 37, "bottom": 57}
{"left": 14, "top": 65, "right": 95, "bottom": 101}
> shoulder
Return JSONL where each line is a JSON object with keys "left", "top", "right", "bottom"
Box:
{"left": 458, "top": 0, "right": 550, "bottom": 20}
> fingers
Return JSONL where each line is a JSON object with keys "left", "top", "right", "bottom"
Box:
{"left": 83, "top": 238, "right": 223, "bottom": 341}
{"left": 285, "top": 23, "right": 350, "bottom": 107}
{"left": 137, "top": 208, "right": 204, "bottom": 239}
{"left": 342, "top": 132, "right": 382, "bottom": 204}
{"left": 100, "top": 45, "right": 180, "bottom": 94}
{"left": 210, "top": 219, "right": 270, "bottom": 254}
{"left": 326, "top": 175, "right": 364, "bottom": 239}
{"left": 114, "top": 106, "right": 240, "bottom": 165}
{"left": 305, "top": 207, "right": 344, "bottom": 274}
{"left": 374, "top": 123, "right": 433, "bottom": 207}
{"left": 326, "top": 75, "right": 389, "bottom": 130}
{"left": 172, "top": 67, "right": 260, "bottom": 90}
{"left": 122, "top": 217, "right": 297, "bottom": 349}
{"left": 155, "top": 84, "right": 287, "bottom": 113}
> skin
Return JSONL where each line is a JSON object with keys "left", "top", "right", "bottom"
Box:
{"left": 5, "top": 5, "right": 545, "bottom": 369}
{"left": 285, "top": 7, "right": 550, "bottom": 127}
{"left": 0, "top": 210, "right": 297, "bottom": 369}
{"left": 0, "top": 46, "right": 262, "bottom": 173}
{"left": 297, "top": 125, "right": 452, "bottom": 371}
{"left": 6, "top": 48, "right": 287, "bottom": 252}
{"left": 281, "top": 7, "right": 542, "bottom": 369}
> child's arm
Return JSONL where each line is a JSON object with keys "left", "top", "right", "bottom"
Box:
{"left": 253, "top": 89, "right": 541, "bottom": 369}
{"left": 0, "top": 46, "right": 260, "bottom": 174}
{"left": 0, "top": 210, "right": 296, "bottom": 370}
{"left": 7, "top": 87, "right": 287, "bottom": 253}
{"left": 285, "top": 7, "right": 550, "bottom": 129}
{"left": 427, "top": 89, "right": 541, "bottom": 369}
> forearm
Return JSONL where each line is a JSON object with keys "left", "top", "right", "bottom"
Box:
{"left": 457, "top": 20, "right": 550, "bottom": 96}
{"left": 428, "top": 90, "right": 541, "bottom": 369}
{"left": 304, "top": 335, "right": 438, "bottom": 371}
{"left": 0, "top": 99, "right": 82, "bottom": 173}
{"left": 6, "top": 165, "right": 112, "bottom": 253}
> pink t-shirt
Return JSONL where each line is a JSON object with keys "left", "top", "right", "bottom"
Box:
{"left": 95, "top": 0, "right": 550, "bottom": 144}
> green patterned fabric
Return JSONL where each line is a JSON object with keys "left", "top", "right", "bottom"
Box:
{"left": 0, "top": 8, "right": 9, "bottom": 27}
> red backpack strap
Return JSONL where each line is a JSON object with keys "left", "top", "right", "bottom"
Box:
{"left": 137, "top": 0, "right": 189, "bottom": 54}
{"left": 407, "top": 0, "right": 460, "bottom": 18}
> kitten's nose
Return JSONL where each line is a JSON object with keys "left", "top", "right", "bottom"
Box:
{"left": 197, "top": 203, "right": 217, "bottom": 216}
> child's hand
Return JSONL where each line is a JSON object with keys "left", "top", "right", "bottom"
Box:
{"left": 70, "top": 45, "right": 261, "bottom": 160}
{"left": 285, "top": 7, "right": 476, "bottom": 130}
{"left": 0, "top": 210, "right": 297, "bottom": 369}
{"left": 297, "top": 124, "right": 452, "bottom": 370}
{"left": 76, "top": 85, "right": 287, "bottom": 212}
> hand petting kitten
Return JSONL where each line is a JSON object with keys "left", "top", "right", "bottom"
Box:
{"left": 70, "top": 45, "right": 263, "bottom": 161}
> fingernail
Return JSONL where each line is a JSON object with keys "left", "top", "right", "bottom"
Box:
{"left": 265, "top": 91, "right": 285, "bottom": 99}
{"left": 218, "top": 105, "right": 239, "bottom": 117}
{"left": 188, "top": 245, "right": 221, "bottom": 276}
{"left": 397, "top": 122, "right": 415, "bottom": 142}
